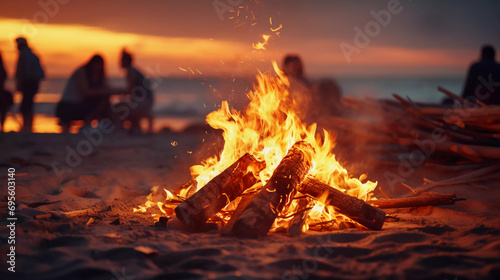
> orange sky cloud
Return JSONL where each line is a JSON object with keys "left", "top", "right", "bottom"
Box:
{"left": 0, "top": 18, "right": 264, "bottom": 77}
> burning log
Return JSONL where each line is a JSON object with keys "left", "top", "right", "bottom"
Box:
{"left": 221, "top": 192, "right": 258, "bottom": 235}
{"left": 367, "top": 193, "right": 464, "bottom": 209}
{"left": 175, "top": 153, "right": 265, "bottom": 231}
{"left": 287, "top": 198, "right": 313, "bottom": 237}
{"left": 299, "top": 177, "right": 386, "bottom": 230}
{"left": 232, "top": 141, "right": 314, "bottom": 238}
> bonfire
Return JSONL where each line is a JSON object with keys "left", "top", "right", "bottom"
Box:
{"left": 134, "top": 62, "right": 388, "bottom": 237}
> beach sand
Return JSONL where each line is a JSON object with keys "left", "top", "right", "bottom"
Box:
{"left": 1, "top": 131, "right": 499, "bottom": 280}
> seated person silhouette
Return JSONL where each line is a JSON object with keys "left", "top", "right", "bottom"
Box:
{"left": 461, "top": 45, "right": 500, "bottom": 105}
{"left": 312, "top": 79, "right": 343, "bottom": 117}
{"left": 56, "top": 55, "right": 118, "bottom": 132}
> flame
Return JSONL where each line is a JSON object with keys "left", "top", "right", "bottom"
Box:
{"left": 135, "top": 61, "right": 377, "bottom": 232}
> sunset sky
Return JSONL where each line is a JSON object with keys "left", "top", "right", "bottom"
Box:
{"left": 1, "top": 0, "right": 499, "bottom": 78}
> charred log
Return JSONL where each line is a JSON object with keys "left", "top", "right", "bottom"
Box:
{"left": 175, "top": 153, "right": 265, "bottom": 231}
{"left": 232, "top": 141, "right": 314, "bottom": 238}
{"left": 299, "top": 177, "right": 386, "bottom": 230}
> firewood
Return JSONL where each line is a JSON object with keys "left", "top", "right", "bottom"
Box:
{"left": 433, "top": 141, "right": 500, "bottom": 160}
{"left": 61, "top": 208, "right": 91, "bottom": 218}
{"left": 221, "top": 192, "right": 258, "bottom": 235}
{"left": 175, "top": 153, "right": 265, "bottom": 231}
{"left": 414, "top": 165, "right": 500, "bottom": 194}
{"left": 287, "top": 198, "right": 313, "bottom": 237}
{"left": 437, "top": 86, "right": 476, "bottom": 107}
{"left": 299, "top": 177, "right": 386, "bottom": 230}
{"left": 417, "top": 105, "right": 500, "bottom": 119}
{"left": 368, "top": 193, "right": 464, "bottom": 209}
{"left": 231, "top": 141, "right": 314, "bottom": 238}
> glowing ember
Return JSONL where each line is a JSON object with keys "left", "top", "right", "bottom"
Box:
{"left": 252, "top": 34, "right": 271, "bottom": 50}
{"left": 135, "top": 62, "right": 377, "bottom": 232}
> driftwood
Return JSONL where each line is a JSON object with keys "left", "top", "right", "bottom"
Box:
{"left": 299, "top": 177, "right": 386, "bottom": 230}
{"left": 231, "top": 141, "right": 314, "bottom": 238}
{"left": 175, "top": 153, "right": 265, "bottom": 231}
{"left": 368, "top": 193, "right": 464, "bottom": 209}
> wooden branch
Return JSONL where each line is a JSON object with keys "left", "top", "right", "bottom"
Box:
{"left": 438, "top": 86, "right": 475, "bottom": 107}
{"left": 414, "top": 165, "right": 500, "bottom": 195}
{"left": 231, "top": 141, "right": 314, "bottom": 238}
{"left": 175, "top": 153, "right": 265, "bottom": 231}
{"left": 368, "top": 193, "right": 464, "bottom": 209}
{"left": 221, "top": 192, "right": 257, "bottom": 235}
{"left": 432, "top": 142, "right": 500, "bottom": 160}
{"left": 287, "top": 198, "right": 313, "bottom": 237}
{"left": 299, "top": 177, "right": 386, "bottom": 230}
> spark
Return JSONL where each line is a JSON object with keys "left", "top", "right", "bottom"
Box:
{"left": 252, "top": 34, "right": 270, "bottom": 50}
{"left": 271, "top": 24, "right": 282, "bottom": 32}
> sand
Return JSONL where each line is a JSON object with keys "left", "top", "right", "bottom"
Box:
{"left": 1, "top": 131, "right": 499, "bottom": 280}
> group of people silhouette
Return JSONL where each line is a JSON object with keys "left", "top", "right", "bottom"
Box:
{"left": 0, "top": 37, "right": 499, "bottom": 134}
{"left": 0, "top": 37, "right": 154, "bottom": 133}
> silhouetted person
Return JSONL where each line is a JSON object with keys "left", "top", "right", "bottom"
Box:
{"left": 120, "top": 50, "right": 154, "bottom": 134}
{"left": 15, "top": 37, "right": 45, "bottom": 132}
{"left": 313, "top": 79, "right": 343, "bottom": 117}
{"left": 56, "top": 55, "right": 116, "bottom": 132}
{"left": 282, "top": 54, "right": 312, "bottom": 120}
{"left": 462, "top": 45, "right": 500, "bottom": 105}
{"left": 0, "top": 51, "right": 13, "bottom": 132}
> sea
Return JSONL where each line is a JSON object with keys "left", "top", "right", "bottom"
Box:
{"left": 2, "top": 76, "right": 464, "bottom": 133}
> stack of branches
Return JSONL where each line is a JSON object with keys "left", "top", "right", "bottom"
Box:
{"left": 319, "top": 86, "right": 500, "bottom": 202}
{"left": 329, "top": 86, "right": 500, "bottom": 166}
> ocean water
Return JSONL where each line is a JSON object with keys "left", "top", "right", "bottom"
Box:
{"left": 2, "top": 76, "right": 464, "bottom": 132}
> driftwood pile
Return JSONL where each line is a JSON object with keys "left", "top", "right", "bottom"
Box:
{"left": 320, "top": 86, "right": 499, "bottom": 200}
{"left": 334, "top": 86, "right": 500, "bottom": 164}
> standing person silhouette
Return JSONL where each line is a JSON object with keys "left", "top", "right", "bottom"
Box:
{"left": 15, "top": 37, "right": 45, "bottom": 132}
{"left": 1, "top": 51, "right": 13, "bottom": 132}
{"left": 120, "top": 49, "right": 154, "bottom": 134}
{"left": 461, "top": 45, "right": 500, "bottom": 105}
